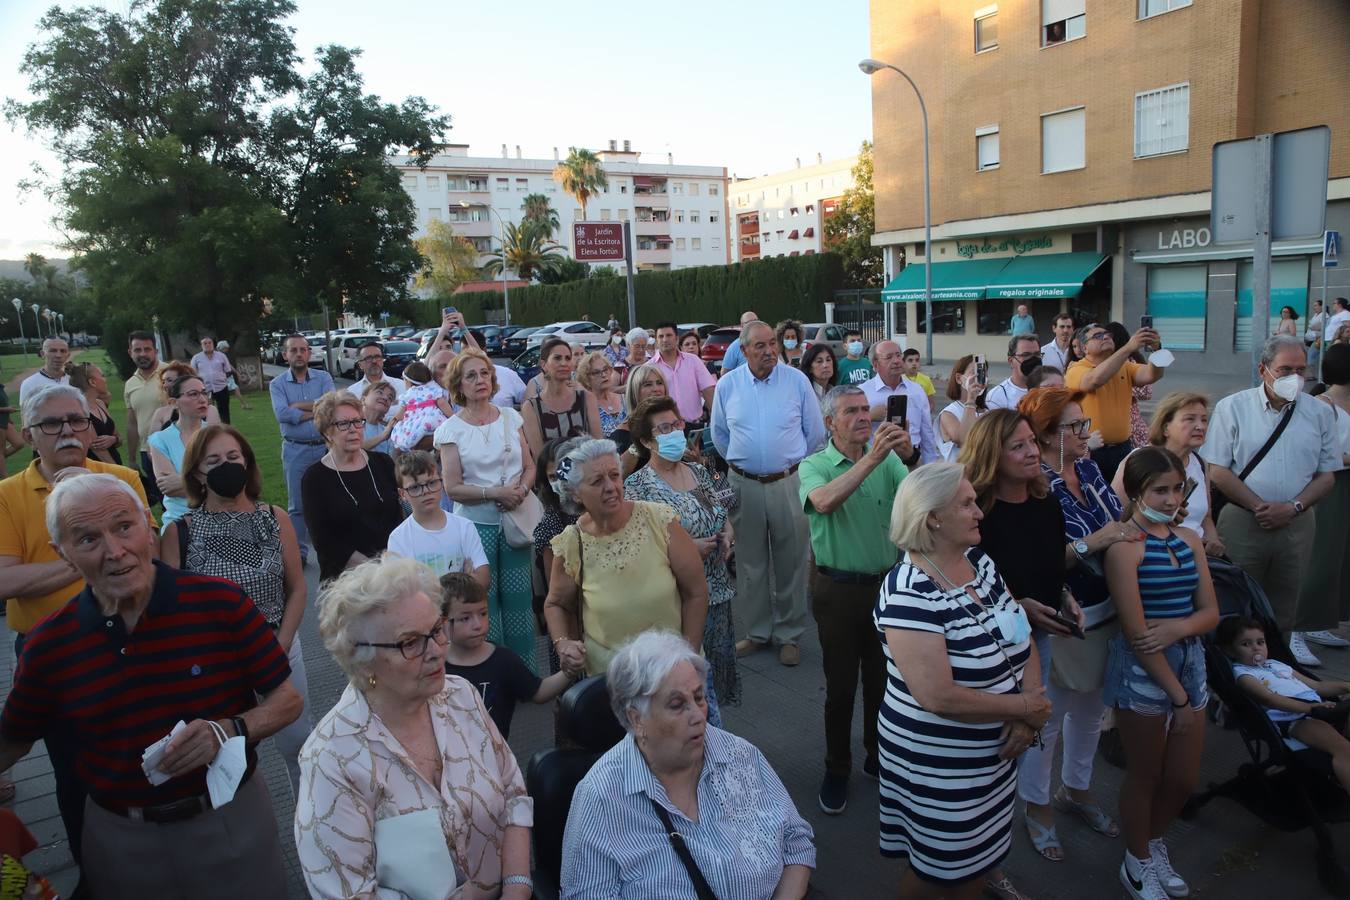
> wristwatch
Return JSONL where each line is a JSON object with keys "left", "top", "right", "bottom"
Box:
{"left": 1292, "top": 500, "right": 1305, "bottom": 516}
{"left": 1072, "top": 539, "right": 1090, "bottom": 560}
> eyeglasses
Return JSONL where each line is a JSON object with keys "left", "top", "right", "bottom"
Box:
{"left": 652, "top": 421, "right": 684, "bottom": 435}
{"left": 1084, "top": 331, "right": 1110, "bottom": 343}
{"left": 1059, "top": 418, "right": 1093, "bottom": 437}
{"left": 589, "top": 366, "right": 611, "bottom": 376}
{"left": 331, "top": 417, "right": 366, "bottom": 432}
{"left": 355, "top": 617, "right": 449, "bottom": 660}
{"left": 178, "top": 390, "right": 210, "bottom": 400}
{"left": 402, "top": 477, "right": 443, "bottom": 497}
{"left": 360, "top": 354, "right": 384, "bottom": 363}
{"left": 34, "top": 415, "right": 92, "bottom": 435}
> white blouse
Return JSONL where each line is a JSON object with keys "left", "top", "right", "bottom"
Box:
{"left": 434, "top": 407, "right": 525, "bottom": 525}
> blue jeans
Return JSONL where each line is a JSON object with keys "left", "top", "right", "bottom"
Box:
{"left": 281, "top": 439, "right": 326, "bottom": 557}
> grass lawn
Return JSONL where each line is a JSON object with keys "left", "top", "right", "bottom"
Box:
{"left": 91, "top": 351, "right": 290, "bottom": 508}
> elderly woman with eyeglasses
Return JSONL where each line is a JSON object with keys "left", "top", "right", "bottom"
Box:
{"left": 577, "top": 350, "right": 625, "bottom": 437}
{"left": 295, "top": 555, "right": 534, "bottom": 900}
{"left": 543, "top": 438, "right": 708, "bottom": 682}
{"left": 560, "top": 630, "right": 815, "bottom": 900}
{"left": 301, "top": 391, "right": 404, "bottom": 582}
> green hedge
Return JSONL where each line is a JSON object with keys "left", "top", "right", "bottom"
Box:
{"left": 412, "top": 253, "right": 846, "bottom": 328}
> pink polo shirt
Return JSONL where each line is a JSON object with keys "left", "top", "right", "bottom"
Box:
{"left": 652, "top": 350, "right": 716, "bottom": 422}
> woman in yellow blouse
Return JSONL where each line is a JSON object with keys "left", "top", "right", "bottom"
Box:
{"left": 543, "top": 438, "right": 709, "bottom": 678}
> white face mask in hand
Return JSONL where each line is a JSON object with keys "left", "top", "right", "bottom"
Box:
{"left": 205, "top": 720, "right": 248, "bottom": 808}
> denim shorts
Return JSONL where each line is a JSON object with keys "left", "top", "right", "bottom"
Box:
{"left": 1102, "top": 633, "right": 1208, "bottom": 716}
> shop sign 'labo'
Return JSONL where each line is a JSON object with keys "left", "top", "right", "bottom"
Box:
{"left": 1156, "top": 227, "right": 1212, "bottom": 250}
{"left": 955, "top": 234, "right": 1052, "bottom": 259}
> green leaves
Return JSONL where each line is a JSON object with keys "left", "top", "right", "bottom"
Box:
{"left": 483, "top": 221, "right": 567, "bottom": 283}
{"left": 823, "top": 140, "right": 883, "bottom": 289}
{"left": 552, "top": 147, "right": 608, "bottom": 221}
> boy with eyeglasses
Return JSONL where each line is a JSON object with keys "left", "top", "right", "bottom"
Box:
{"left": 385, "top": 451, "right": 489, "bottom": 591}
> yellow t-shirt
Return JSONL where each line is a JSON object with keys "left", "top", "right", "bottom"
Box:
{"left": 123, "top": 363, "right": 167, "bottom": 440}
{"left": 0, "top": 459, "right": 155, "bottom": 633}
{"left": 1065, "top": 358, "right": 1143, "bottom": 445}
{"left": 905, "top": 373, "right": 936, "bottom": 397}
{"left": 551, "top": 500, "right": 681, "bottom": 675}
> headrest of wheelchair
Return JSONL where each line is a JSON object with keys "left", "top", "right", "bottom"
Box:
{"left": 558, "top": 675, "right": 627, "bottom": 753}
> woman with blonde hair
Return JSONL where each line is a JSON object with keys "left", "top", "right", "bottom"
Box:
{"left": 577, "top": 350, "right": 625, "bottom": 437}
{"left": 608, "top": 363, "right": 670, "bottom": 473}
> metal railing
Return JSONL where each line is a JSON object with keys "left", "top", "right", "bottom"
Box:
{"left": 831, "top": 288, "right": 894, "bottom": 343}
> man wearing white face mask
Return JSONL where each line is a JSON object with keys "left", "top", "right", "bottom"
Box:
{"left": 836, "top": 328, "right": 874, "bottom": 385}
{"left": 1203, "top": 335, "right": 1339, "bottom": 665}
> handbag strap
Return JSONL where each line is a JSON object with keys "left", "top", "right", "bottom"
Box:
{"left": 1236, "top": 401, "right": 1296, "bottom": 482}
{"left": 647, "top": 796, "right": 718, "bottom": 900}
{"left": 575, "top": 525, "right": 585, "bottom": 642}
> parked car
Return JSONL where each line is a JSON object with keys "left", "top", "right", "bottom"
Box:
{"left": 502, "top": 325, "right": 544, "bottom": 357}
{"left": 700, "top": 326, "right": 742, "bottom": 373}
{"left": 525, "top": 320, "right": 609, "bottom": 350}
{"left": 676, "top": 322, "right": 721, "bottom": 340}
{"left": 381, "top": 340, "right": 421, "bottom": 378}
{"left": 469, "top": 325, "right": 505, "bottom": 356}
{"left": 800, "top": 323, "right": 850, "bottom": 357}
{"left": 512, "top": 345, "right": 542, "bottom": 386}
{"left": 332, "top": 333, "right": 380, "bottom": 378}
{"left": 306, "top": 337, "right": 329, "bottom": 369}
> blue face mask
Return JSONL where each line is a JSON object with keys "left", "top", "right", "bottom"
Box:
{"left": 994, "top": 603, "right": 1032, "bottom": 645}
{"left": 782, "top": 339, "right": 798, "bottom": 350}
{"left": 846, "top": 341, "right": 864, "bottom": 357}
{"left": 655, "top": 430, "right": 686, "bottom": 461}
{"left": 1138, "top": 501, "right": 1175, "bottom": 524}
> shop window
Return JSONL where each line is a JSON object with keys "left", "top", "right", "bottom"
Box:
{"left": 975, "top": 6, "right": 999, "bottom": 52}
{"left": 1134, "top": 83, "right": 1190, "bottom": 158}
{"left": 1041, "top": 0, "right": 1085, "bottom": 45}
{"left": 1042, "top": 107, "right": 1086, "bottom": 174}
{"left": 1147, "top": 264, "right": 1207, "bottom": 350}
{"left": 917, "top": 301, "right": 966, "bottom": 335}
{"left": 977, "top": 299, "right": 1059, "bottom": 336}
{"left": 1235, "top": 258, "right": 1309, "bottom": 352}
{"left": 976, "top": 126, "right": 1000, "bottom": 171}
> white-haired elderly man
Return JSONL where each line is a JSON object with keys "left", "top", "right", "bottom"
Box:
{"left": 0, "top": 473, "right": 301, "bottom": 897}
{"left": 859, "top": 340, "right": 938, "bottom": 467}
{"left": 561, "top": 629, "right": 815, "bottom": 899}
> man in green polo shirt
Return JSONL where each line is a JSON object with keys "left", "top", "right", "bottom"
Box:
{"left": 800, "top": 384, "right": 908, "bottom": 816}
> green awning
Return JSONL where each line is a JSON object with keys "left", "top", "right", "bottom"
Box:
{"left": 984, "top": 252, "right": 1108, "bottom": 300}
{"left": 881, "top": 258, "right": 1014, "bottom": 302}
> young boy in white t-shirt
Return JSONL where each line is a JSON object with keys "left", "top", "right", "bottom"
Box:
{"left": 387, "top": 451, "right": 490, "bottom": 590}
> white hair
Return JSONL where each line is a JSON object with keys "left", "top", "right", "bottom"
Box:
{"left": 22, "top": 383, "right": 90, "bottom": 429}
{"left": 625, "top": 327, "right": 650, "bottom": 345}
{"left": 738, "top": 320, "right": 772, "bottom": 349}
{"left": 889, "top": 461, "right": 965, "bottom": 553}
{"left": 607, "top": 629, "right": 708, "bottom": 729}
{"left": 317, "top": 554, "right": 441, "bottom": 686}
{"left": 46, "top": 473, "right": 145, "bottom": 546}
{"left": 1260, "top": 334, "right": 1306, "bottom": 368}
{"left": 555, "top": 438, "right": 620, "bottom": 516}
{"left": 822, "top": 384, "right": 865, "bottom": 421}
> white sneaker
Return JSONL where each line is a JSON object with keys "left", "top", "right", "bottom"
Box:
{"left": 1120, "top": 857, "right": 1169, "bottom": 900}
{"left": 1148, "top": 839, "right": 1190, "bottom": 898}
{"left": 1304, "top": 629, "right": 1350, "bottom": 648}
{"left": 1289, "top": 632, "right": 1323, "bottom": 667}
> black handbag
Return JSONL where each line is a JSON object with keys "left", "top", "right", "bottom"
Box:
{"left": 1209, "top": 401, "right": 1295, "bottom": 520}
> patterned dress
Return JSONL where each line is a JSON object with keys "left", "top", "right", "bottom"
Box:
{"left": 596, "top": 395, "right": 626, "bottom": 437}
{"left": 874, "top": 548, "right": 1032, "bottom": 884}
{"left": 625, "top": 463, "right": 741, "bottom": 710}
{"left": 182, "top": 503, "right": 285, "bottom": 624}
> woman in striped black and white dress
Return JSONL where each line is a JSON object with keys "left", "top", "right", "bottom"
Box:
{"left": 874, "top": 462, "right": 1051, "bottom": 898}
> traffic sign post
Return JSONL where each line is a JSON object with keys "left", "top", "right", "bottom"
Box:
{"left": 623, "top": 220, "right": 637, "bottom": 331}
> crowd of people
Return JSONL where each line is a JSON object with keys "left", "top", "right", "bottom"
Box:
{"left": 0, "top": 304, "right": 1346, "bottom": 900}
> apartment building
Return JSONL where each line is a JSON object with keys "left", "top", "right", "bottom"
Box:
{"left": 392, "top": 141, "right": 732, "bottom": 274}
{"left": 728, "top": 155, "right": 857, "bottom": 262}
{"left": 868, "top": 0, "right": 1350, "bottom": 371}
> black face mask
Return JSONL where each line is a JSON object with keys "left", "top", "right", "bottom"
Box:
{"left": 205, "top": 461, "right": 248, "bottom": 498}
{"left": 1019, "top": 355, "right": 1043, "bottom": 378}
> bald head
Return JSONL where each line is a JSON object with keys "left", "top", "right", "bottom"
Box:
{"left": 739, "top": 310, "right": 758, "bottom": 326}
{"left": 40, "top": 337, "right": 70, "bottom": 374}
{"left": 428, "top": 350, "right": 456, "bottom": 387}
{"left": 870, "top": 340, "right": 904, "bottom": 384}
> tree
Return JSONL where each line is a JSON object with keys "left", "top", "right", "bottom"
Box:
{"left": 483, "top": 222, "right": 566, "bottom": 282}
{"left": 521, "top": 193, "right": 560, "bottom": 239}
{"left": 552, "top": 148, "right": 608, "bottom": 220}
{"left": 6, "top": 0, "right": 449, "bottom": 345}
{"left": 823, "top": 140, "right": 884, "bottom": 289}
{"left": 536, "top": 256, "right": 591, "bottom": 285}
{"left": 414, "top": 219, "right": 481, "bottom": 295}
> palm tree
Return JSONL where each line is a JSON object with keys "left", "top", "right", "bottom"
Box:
{"left": 483, "top": 221, "right": 566, "bottom": 282}
{"left": 552, "top": 147, "right": 608, "bottom": 220}
{"left": 521, "top": 193, "right": 560, "bottom": 239}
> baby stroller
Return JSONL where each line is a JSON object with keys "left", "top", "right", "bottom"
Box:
{"left": 1184, "top": 556, "right": 1350, "bottom": 896}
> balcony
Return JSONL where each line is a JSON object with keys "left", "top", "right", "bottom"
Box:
{"left": 739, "top": 238, "right": 760, "bottom": 259}
{"left": 635, "top": 244, "right": 673, "bottom": 266}
{"left": 634, "top": 192, "right": 669, "bottom": 210}
{"left": 633, "top": 218, "right": 671, "bottom": 237}
{"left": 739, "top": 217, "right": 760, "bottom": 237}
{"left": 446, "top": 219, "right": 494, "bottom": 238}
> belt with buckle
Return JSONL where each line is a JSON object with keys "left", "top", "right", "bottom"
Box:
{"left": 816, "top": 565, "right": 885, "bottom": 586}
{"left": 728, "top": 461, "right": 799, "bottom": 484}
{"left": 96, "top": 768, "right": 254, "bottom": 824}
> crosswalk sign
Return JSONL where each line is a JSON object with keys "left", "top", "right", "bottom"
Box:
{"left": 1325, "top": 230, "right": 1341, "bottom": 268}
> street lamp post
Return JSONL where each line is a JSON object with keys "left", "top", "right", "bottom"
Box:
{"left": 30, "top": 304, "right": 43, "bottom": 341}
{"left": 458, "top": 202, "right": 511, "bottom": 328}
{"left": 859, "top": 57, "right": 934, "bottom": 365}
{"left": 10, "top": 299, "right": 26, "bottom": 367}
{"left": 57, "top": 313, "right": 65, "bottom": 342}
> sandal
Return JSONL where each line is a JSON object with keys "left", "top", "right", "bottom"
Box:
{"left": 1023, "top": 811, "right": 1063, "bottom": 861}
{"left": 1053, "top": 784, "right": 1120, "bottom": 837}
{"left": 985, "top": 873, "right": 1034, "bottom": 900}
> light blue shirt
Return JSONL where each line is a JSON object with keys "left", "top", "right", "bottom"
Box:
{"left": 860, "top": 373, "right": 940, "bottom": 464}
{"left": 561, "top": 728, "right": 816, "bottom": 900}
{"left": 146, "top": 423, "right": 189, "bottom": 528}
{"left": 719, "top": 337, "right": 746, "bottom": 372}
{"left": 1010, "top": 313, "right": 1036, "bottom": 336}
{"left": 711, "top": 362, "right": 826, "bottom": 474}
{"left": 269, "top": 366, "right": 335, "bottom": 443}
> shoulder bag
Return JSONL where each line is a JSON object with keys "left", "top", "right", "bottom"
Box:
{"left": 1209, "top": 401, "right": 1295, "bottom": 520}
{"left": 498, "top": 412, "right": 543, "bottom": 549}
{"left": 648, "top": 796, "right": 719, "bottom": 900}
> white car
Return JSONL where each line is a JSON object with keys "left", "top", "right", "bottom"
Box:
{"left": 524, "top": 320, "right": 610, "bottom": 350}
{"left": 331, "top": 333, "right": 380, "bottom": 378}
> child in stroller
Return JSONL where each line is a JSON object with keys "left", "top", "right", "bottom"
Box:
{"left": 1219, "top": 615, "right": 1350, "bottom": 791}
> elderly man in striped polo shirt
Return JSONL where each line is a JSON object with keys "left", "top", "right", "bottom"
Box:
{"left": 0, "top": 474, "right": 302, "bottom": 897}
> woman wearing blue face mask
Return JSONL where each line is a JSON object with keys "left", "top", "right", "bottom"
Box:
{"left": 1103, "top": 446, "right": 1218, "bottom": 900}
{"left": 776, "top": 318, "right": 805, "bottom": 367}
{"left": 624, "top": 396, "right": 740, "bottom": 721}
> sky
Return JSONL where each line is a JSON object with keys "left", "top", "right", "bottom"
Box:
{"left": 0, "top": 0, "right": 874, "bottom": 260}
